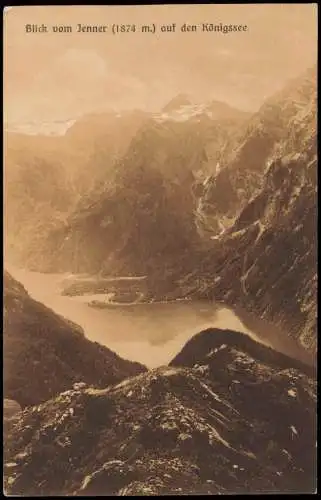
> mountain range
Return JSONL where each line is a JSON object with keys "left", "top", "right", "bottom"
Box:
{"left": 3, "top": 65, "right": 317, "bottom": 495}
{"left": 5, "top": 65, "right": 317, "bottom": 357}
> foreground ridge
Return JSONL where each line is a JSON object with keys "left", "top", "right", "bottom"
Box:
{"left": 4, "top": 328, "right": 316, "bottom": 496}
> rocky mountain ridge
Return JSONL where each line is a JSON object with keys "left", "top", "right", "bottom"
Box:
{"left": 197, "top": 65, "right": 317, "bottom": 235}
{"left": 4, "top": 327, "right": 316, "bottom": 496}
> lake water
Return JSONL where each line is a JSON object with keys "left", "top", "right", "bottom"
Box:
{"left": 7, "top": 266, "right": 262, "bottom": 368}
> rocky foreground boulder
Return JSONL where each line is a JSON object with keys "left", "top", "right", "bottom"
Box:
{"left": 4, "top": 328, "right": 316, "bottom": 495}
{"left": 4, "top": 399, "right": 23, "bottom": 436}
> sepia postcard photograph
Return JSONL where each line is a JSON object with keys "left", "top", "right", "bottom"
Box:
{"left": 3, "top": 4, "right": 317, "bottom": 496}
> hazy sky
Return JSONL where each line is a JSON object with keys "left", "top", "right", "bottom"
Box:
{"left": 3, "top": 4, "right": 317, "bottom": 124}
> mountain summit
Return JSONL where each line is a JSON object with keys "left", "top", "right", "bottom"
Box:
{"left": 162, "top": 93, "right": 193, "bottom": 112}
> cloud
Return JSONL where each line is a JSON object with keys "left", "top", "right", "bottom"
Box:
{"left": 10, "top": 49, "right": 149, "bottom": 121}
{"left": 4, "top": 5, "right": 317, "bottom": 122}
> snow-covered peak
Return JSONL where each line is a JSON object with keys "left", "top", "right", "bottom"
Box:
{"left": 5, "top": 118, "right": 77, "bottom": 136}
{"left": 153, "top": 103, "right": 215, "bottom": 124}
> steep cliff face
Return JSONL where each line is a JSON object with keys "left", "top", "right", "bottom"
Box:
{"left": 4, "top": 328, "right": 316, "bottom": 496}
{"left": 4, "top": 271, "right": 146, "bottom": 408}
{"left": 198, "top": 65, "right": 317, "bottom": 235}
{"left": 178, "top": 66, "right": 317, "bottom": 355}
{"left": 184, "top": 146, "right": 317, "bottom": 355}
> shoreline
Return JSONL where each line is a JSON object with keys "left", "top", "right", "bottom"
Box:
{"left": 87, "top": 296, "right": 193, "bottom": 309}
